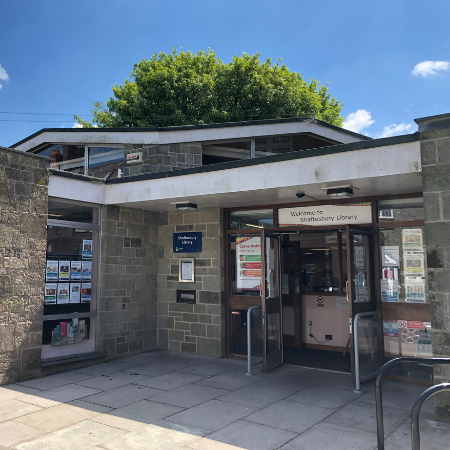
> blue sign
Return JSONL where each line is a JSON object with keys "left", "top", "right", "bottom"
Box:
{"left": 173, "top": 232, "right": 202, "bottom": 253}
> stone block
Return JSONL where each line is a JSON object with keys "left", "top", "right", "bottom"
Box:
{"left": 428, "top": 269, "right": 450, "bottom": 293}
{"left": 425, "top": 222, "right": 450, "bottom": 248}
{"left": 190, "top": 323, "right": 207, "bottom": 337}
{"left": 438, "top": 138, "right": 450, "bottom": 164}
{"left": 202, "top": 276, "right": 221, "bottom": 291}
{"left": 168, "top": 340, "right": 181, "bottom": 352}
{"left": 181, "top": 342, "right": 197, "bottom": 353}
{"left": 421, "top": 140, "right": 438, "bottom": 166}
{"left": 169, "top": 329, "right": 185, "bottom": 341}
{"left": 199, "top": 291, "right": 221, "bottom": 304}
{"left": 207, "top": 324, "right": 221, "bottom": 339}
{"left": 422, "top": 165, "right": 450, "bottom": 192}
{"left": 429, "top": 293, "right": 450, "bottom": 331}
{"left": 175, "top": 321, "right": 190, "bottom": 331}
{"left": 207, "top": 304, "right": 222, "bottom": 315}
{"left": 427, "top": 247, "right": 445, "bottom": 268}
{"left": 158, "top": 328, "right": 168, "bottom": 349}
{"left": 423, "top": 192, "right": 441, "bottom": 221}
{"left": 196, "top": 337, "right": 222, "bottom": 357}
{"left": 200, "top": 208, "right": 221, "bottom": 224}
{"left": 421, "top": 128, "right": 450, "bottom": 140}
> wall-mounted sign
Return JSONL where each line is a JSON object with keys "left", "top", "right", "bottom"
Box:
{"left": 177, "top": 290, "right": 196, "bottom": 304}
{"left": 173, "top": 232, "right": 202, "bottom": 253}
{"left": 317, "top": 296, "right": 325, "bottom": 307}
{"left": 126, "top": 152, "right": 143, "bottom": 165}
{"left": 236, "top": 236, "right": 261, "bottom": 290}
{"left": 179, "top": 258, "right": 195, "bottom": 282}
{"left": 278, "top": 203, "right": 372, "bottom": 227}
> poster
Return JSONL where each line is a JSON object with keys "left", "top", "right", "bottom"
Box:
{"left": 405, "top": 279, "right": 426, "bottom": 303}
{"left": 181, "top": 260, "right": 193, "bottom": 281}
{"left": 44, "top": 283, "right": 57, "bottom": 304}
{"left": 383, "top": 267, "right": 397, "bottom": 280}
{"left": 380, "top": 279, "right": 399, "bottom": 302}
{"left": 381, "top": 246, "right": 400, "bottom": 268}
{"left": 404, "top": 253, "right": 425, "bottom": 277}
{"left": 357, "top": 272, "right": 368, "bottom": 302}
{"left": 81, "top": 283, "right": 92, "bottom": 302}
{"left": 354, "top": 246, "right": 365, "bottom": 268}
{"left": 337, "top": 297, "right": 349, "bottom": 310}
{"left": 70, "top": 261, "right": 82, "bottom": 280}
{"left": 58, "top": 261, "right": 70, "bottom": 281}
{"left": 70, "top": 283, "right": 81, "bottom": 303}
{"left": 46, "top": 260, "right": 58, "bottom": 281}
{"left": 402, "top": 228, "right": 423, "bottom": 250}
{"left": 82, "top": 239, "right": 93, "bottom": 259}
{"left": 57, "top": 283, "right": 70, "bottom": 304}
{"left": 383, "top": 320, "right": 399, "bottom": 337}
{"left": 236, "top": 236, "right": 261, "bottom": 290}
{"left": 82, "top": 261, "right": 92, "bottom": 280}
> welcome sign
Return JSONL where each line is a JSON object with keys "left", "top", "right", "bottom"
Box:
{"left": 278, "top": 202, "right": 372, "bottom": 227}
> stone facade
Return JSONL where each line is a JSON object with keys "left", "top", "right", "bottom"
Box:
{"left": 123, "top": 142, "right": 202, "bottom": 177}
{"left": 421, "top": 125, "right": 450, "bottom": 417}
{"left": 0, "top": 147, "right": 49, "bottom": 384}
{"left": 157, "top": 208, "right": 225, "bottom": 357}
{"left": 98, "top": 205, "right": 159, "bottom": 357}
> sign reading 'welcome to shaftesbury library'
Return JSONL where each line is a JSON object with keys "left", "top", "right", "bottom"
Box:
{"left": 278, "top": 202, "right": 372, "bottom": 227}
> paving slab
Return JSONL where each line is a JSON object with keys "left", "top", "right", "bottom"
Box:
{"left": 186, "top": 438, "right": 244, "bottom": 449}
{"left": 287, "top": 384, "right": 360, "bottom": 410}
{"left": 217, "top": 384, "right": 294, "bottom": 409}
{"left": 195, "top": 371, "right": 264, "bottom": 391}
{"left": 180, "top": 361, "right": 243, "bottom": 377}
{"left": 14, "top": 420, "right": 127, "bottom": 450}
{"left": 82, "top": 384, "right": 160, "bottom": 408}
{"left": 150, "top": 384, "right": 229, "bottom": 408}
{"left": 90, "top": 413, "right": 146, "bottom": 431}
{"left": 124, "top": 361, "right": 193, "bottom": 377}
{"left": 38, "top": 384, "right": 101, "bottom": 403}
{"left": 15, "top": 392, "right": 60, "bottom": 408}
{"left": 207, "top": 420, "right": 298, "bottom": 450}
{"left": 324, "top": 401, "right": 410, "bottom": 435}
{"left": 255, "top": 372, "right": 314, "bottom": 392}
{"left": 100, "top": 423, "right": 200, "bottom": 450}
{"left": 109, "top": 399, "right": 184, "bottom": 423}
{"left": 245, "top": 399, "right": 333, "bottom": 434}
{"left": 75, "top": 371, "right": 146, "bottom": 390}
{"left": 64, "top": 400, "right": 113, "bottom": 417}
{"left": 72, "top": 361, "right": 137, "bottom": 376}
{"left": 0, "top": 386, "right": 28, "bottom": 403}
{"left": 279, "top": 422, "right": 377, "bottom": 450}
{"left": 0, "top": 420, "right": 44, "bottom": 447}
{"left": 17, "top": 372, "right": 93, "bottom": 391}
{"left": 119, "top": 350, "right": 208, "bottom": 367}
{"left": 167, "top": 399, "right": 257, "bottom": 433}
{"left": 134, "top": 372, "right": 204, "bottom": 390}
{"left": 151, "top": 419, "right": 208, "bottom": 436}
{"left": 0, "top": 399, "right": 42, "bottom": 422}
{"left": 14, "top": 404, "right": 86, "bottom": 432}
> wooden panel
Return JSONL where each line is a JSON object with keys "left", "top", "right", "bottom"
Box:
{"left": 381, "top": 303, "right": 431, "bottom": 321}
{"left": 229, "top": 295, "right": 262, "bottom": 310}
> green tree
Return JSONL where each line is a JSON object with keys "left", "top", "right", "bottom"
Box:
{"left": 75, "top": 49, "right": 344, "bottom": 128}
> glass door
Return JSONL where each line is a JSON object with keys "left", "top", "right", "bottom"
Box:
{"left": 261, "top": 230, "right": 283, "bottom": 371}
{"left": 346, "top": 225, "right": 380, "bottom": 381}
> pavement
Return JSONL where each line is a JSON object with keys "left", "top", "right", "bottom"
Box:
{"left": 0, "top": 350, "right": 448, "bottom": 449}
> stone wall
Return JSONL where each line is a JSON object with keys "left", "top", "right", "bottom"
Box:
{"left": 421, "top": 125, "right": 450, "bottom": 417}
{"left": 0, "top": 147, "right": 49, "bottom": 384}
{"left": 123, "top": 142, "right": 202, "bottom": 177}
{"left": 157, "top": 208, "right": 225, "bottom": 357}
{"left": 98, "top": 205, "right": 159, "bottom": 357}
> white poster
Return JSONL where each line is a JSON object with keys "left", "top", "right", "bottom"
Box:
{"left": 278, "top": 203, "right": 372, "bottom": 227}
{"left": 381, "top": 246, "right": 400, "bottom": 268}
{"left": 81, "top": 283, "right": 92, "bottom": 302}
{"left": 44, "top": 283, "right": 57, "bottom": 304}
{"left": 380, "top": 279, "right": 399, "bottom": 302}
{"left": 46, "top": 260, "right": 58, "bottom": 281}
{"left": 70, "top": 261, "right": 82, "bottom": 280}
{"left": 354, "top": 246, "right": 365, "bottom": 268}
{"left": 356, "top": 272, "right": 368, "bottom": 302}
{"left": 402, "top": 228, "right": 423, "bottom": 250}
{"left": 82, "top": 239, "right": 93, "bottom": 259}
{"left": 337, "top": 297, "right": 349, "bottom": 310}
{"left": 404, "top": 253, "right": 425, "bottom": 277}
{"left": 181, "top": 260, "right": 193, "bottom": 281}
{"left": 70, "top": 283, "right": 81, "bottom": 304}
{"left": 58, "top": 261, "right": 70, "bottom": 281}
{"left": 57, "top": 283, "right": 70, "bottom": 304}
{"left": 405, "top": 279, "right": 426, "bottom": 303}
{"left": 82, "top": 261, "right": 92, "bottom": 280}
{"left": 236, "top": 236, "right": 261, "bottom": 290}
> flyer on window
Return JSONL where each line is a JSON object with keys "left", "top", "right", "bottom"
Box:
{"left": 381, "top": 246, "right": 400, "bottom": 268}
{"left": 58, "top": 261, "right": 70, "bottom": 281}
{"left": 405, "top": 278, "right": 426, "bottom": 303}
{"left": 46, "top": 260, "right": 58, "bottom": 281}
{"left": 82, "top": 239, "right": 93, "bottom": 259}
{"left": 403, "top": 253, "right": 425, "bottom": 277}
{"left": 82, "top": 261, "right": 92, "bottom": 280}
{"left": 57, "top": 283, "right": 70, "bottom": 304}
{"left": 402, "top": 229, "right": 423, "bottom": 250}
{"left": 70, "top": 261, "right": 82, "bottom": 280}
{"left": 383, "top": 320, "right": 399, "bottom": 337}
{"left": 354, "top": 246, "right": 365, "bottom": 268}
{"left": 380, "top": 279, "right": 399, "bottom": 302}
{"left": 81, "top": 283, "right": 92, "bottom": 302}
{"left": 70, "top": 283, "right": 81, "bottom": 303}
{"left": 236, "top": 236, "right": 262, "bottom": 290}
{"left": 44, "top": 283, "right": 57, "bottom": 304}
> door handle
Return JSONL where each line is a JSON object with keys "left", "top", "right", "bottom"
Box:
{"left": 346, "top": 281, "right": 349, "bottom": 302}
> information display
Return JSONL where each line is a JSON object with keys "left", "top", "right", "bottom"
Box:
{"left": 236, "top": 236, "right": 261, "bottom": 290}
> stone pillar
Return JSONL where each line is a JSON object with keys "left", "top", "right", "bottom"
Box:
{"left": 0, "top": 147, "right": 49, "bottom": 384}
{"left": 419, "top": 114, "right": 450, "bottom": 417}
{"left": 157, "top": 208, "right": 225, "bottom": 357}
{"left": 99, "top": 206, "right": 159, "bottom": 357}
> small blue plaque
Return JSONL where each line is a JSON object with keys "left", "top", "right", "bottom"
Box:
{"left": 173, "top": 232, "right": 202, "bottom": 253}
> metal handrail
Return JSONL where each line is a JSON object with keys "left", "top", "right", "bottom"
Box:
{"left": 376, "top": 357, "right": 450, "bottom": 450}
{"left": 411, "top": 383, "right": 450, "bottom": 450}
{"left": 246, "top": 306, "right": 262, "bottom": 375}
{"left": 354, "top": 311, "right": 379, "bottom": 393}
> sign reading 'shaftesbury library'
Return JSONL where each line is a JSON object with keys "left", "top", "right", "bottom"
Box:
{"left": 173, "top": 232, "right": 202, "bottom": 253}
{"left": 278, "top": 203, "right": 372, "bottom": 227}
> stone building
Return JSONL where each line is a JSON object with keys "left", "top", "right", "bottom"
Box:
{"left": 2, "top": 114, "right": 450, "bottom": 416}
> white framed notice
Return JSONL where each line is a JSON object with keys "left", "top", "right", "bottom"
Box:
{"left": 70, "top": 283, "right": 81, "bottom": 304}
{"left": 179, "top": 258, "right": 194, "bottom": 282}
{"left": 58, "top": 261, "right": 70, "bottom": 281}
{"left": 70, "top": 261, "right": 82, "bottom": 280}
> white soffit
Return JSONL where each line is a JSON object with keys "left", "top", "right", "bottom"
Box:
{"left": 48, "top": 175, "right": 106, "bottom": 204}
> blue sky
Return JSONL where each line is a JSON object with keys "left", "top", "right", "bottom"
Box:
{"left": 1, "top": 0, "right": 449, "bottom": 146}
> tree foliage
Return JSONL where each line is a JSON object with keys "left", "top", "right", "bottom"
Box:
{"left": 75, "top": 49, "right": 344, "bottom": 128}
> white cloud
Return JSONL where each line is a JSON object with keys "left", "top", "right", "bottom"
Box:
{"left": 0, "top": 64, "right": 9, "bottom": 82}
{"left": 343, "top": 109, "right": 375, "bottom": 133}
{"left": 73, "top": 122, "right": 83, "bottom": 128}
{"left": 376, "top": 123, "right": 413, "bottom": 138}
{"left": 412, "top": 60, "right": 449, "bottom": 77}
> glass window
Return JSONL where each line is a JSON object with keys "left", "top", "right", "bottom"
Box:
{"left": 88, "top": 147, "right": 124, "bottom": 168}
{"left": 230, "top": 210, "right": 273, "bottom": 230}
{"left": 37, "top": 144, "right": 86, "bottom": 171}
{"left": 48, "top": 200, "right": 97, "bottom": 224}
{"left": 299, "top": 232, "right": 341, "bottom": 293}
{"left": 377, "top": 198, "right": 424, "bottom": 222}
{"left": 379, "top": 226, "right": 428, "bottom": 304}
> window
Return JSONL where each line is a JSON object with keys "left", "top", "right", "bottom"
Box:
{"left": 230, "top": 209, "right": 273, "bottom": 230}
{"left": 377, "top": 198, "right": 424, "bottom": 223}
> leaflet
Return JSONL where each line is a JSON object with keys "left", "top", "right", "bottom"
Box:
{"left": 404, "top": 253, "right": 425, "bottom": 278}
{"left": 70, "top": 261, "right": 82, "bottom": 280}
{"left": 58, "top": 261, "right": 70, "bottom": 281}
{"left": 81, "top": 283, "right": 92, "bottom": 302}
{"left": 57, "top": 283, "right": 70, "bottom": 304}
{"left": 83, "top": 239, "right": 93, "bottom": 259}
{"left": 82, "top": 261, "right": 92, "bottom": 280}
{"left": 381, "top": 246, "right": 400, "bottom": 268}
{"left": 44, "top": 283, "right": 57, "bottom": 304}
{"left": 402, "top": 228, "right": 423, "bottom": 250}
{"left": 70, "top": 283, "right": 81, "bottom": 303}
{"left": 380, "top": 279, "right": 399, "bottom": 302}
{"left": 405, "top": 278, "right": 426, "bottom": 303}
{"left": 46, "top": 260, "right": 58, "bottom": 281}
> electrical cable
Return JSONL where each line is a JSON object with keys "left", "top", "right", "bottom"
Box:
{"left": 308, "top": 324, "right": 331, "bottom": 345}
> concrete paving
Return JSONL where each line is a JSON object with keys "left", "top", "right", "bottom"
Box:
{"left": 0, "top": 350, "right": 447, "bottom": 449}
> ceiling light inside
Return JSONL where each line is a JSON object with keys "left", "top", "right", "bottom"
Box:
{"left": 326, "top": 187, "right": 354, "bottom": 199}
{"left": 175, "top": 202, "right": 198, "bottom": 211}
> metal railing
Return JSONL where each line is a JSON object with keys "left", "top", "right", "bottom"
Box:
{"left": 411, "top": 382, "right": 450, "bottom": 450}
{"left": 376, "top": 356, "right": 450, "bottom": 450}
{"left": 354, "top": 311, "right": 379, "bottom": 393}
{"left": 247, "top": 306, "right": 262, "bottom": 375}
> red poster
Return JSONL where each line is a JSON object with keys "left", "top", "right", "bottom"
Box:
{"left": 60, "top": 321, "right": 67, "bottom": 337}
